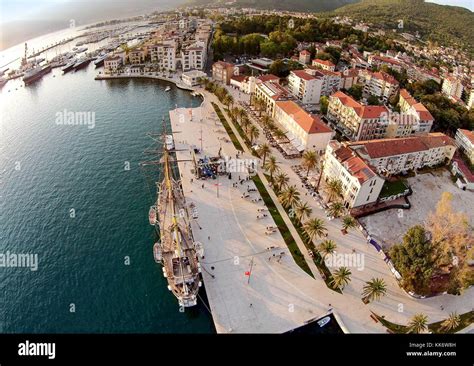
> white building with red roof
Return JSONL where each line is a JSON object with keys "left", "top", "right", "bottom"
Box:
{"left": 299, "top": 50, "right": 311, "bottom": 65}
{"left": 274, "top": 101, "right": 334, "bottom": 151}
{"left": 323, "top": 141, "right": 385, "bottom": 208}
{"left": 396, "top": 89, "right": 434, "bottom": 136}
{"left": 328, "top": 91, "right": 389, "bottom": 141}
{"left": 442, "top": 76, "right": 464, "bottom": 101}
{"left": 311, "top": 58, "right": 336, "bottom": 72}
{"left": 455, "top": 128, "right": 474, "bottom": 164}
{"left": 358, "top": 70, "right": 399, "bottom": 103}
{"left": 287, "top": 70, "right": 323, "bottom": 105}
{"left": 254, "top": 79, "right": 291, "bottom": 117}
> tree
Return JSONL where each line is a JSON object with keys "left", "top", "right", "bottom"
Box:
{"left": 294, "top": 201, "right": 313, "bottom": 223}
{"left": 342, "top": 216, "right": 357, "bottom": 233}
{"left": 361, "top": 278, "right": 387, "bottom": 303}
{"left": 318, "top": 240, "right": 337, "bottom": 259}
{"left": 347, "top": 84, "right": 363, "bottom": 100}
{"left": 301, "top": 150, "right": 319, "bottom": 177}
{"left": 257, "top": 143, "right": 271, "bottom": 165}
{"left": 240, "top": 115, "right": 250, "bottom": 134}
{"left": 278, "top": 185, "right": 301, "bottom": 210}
{"left": 263, "top": 155, "right": 279, "bottom": 180}
{"left": 367, "top": 95, "right": 381, "bottom": 105}
{"left": 389, "top": 225, "right": 436, "bottom": 295}
{"left": 303, "top": 218, "right": 327, "bottom": 243}
{"left": 325, "top": 178, "right": 343, "bottom": 202}
{"left": 407, "top": 313, "right": 429, "bottom": 334}
{"left": 440, "top": 312, "right": 460, "bottom": 332}
{"left": 248, "top": 124, "right": 260, "bottom": 145}
{"left": 261, "top": 115, "right": 273, "bottom": 130}
{"left": 331, "top": 267, "right": 352, "bottom": 290}
{"left": 320, "top": 96, "right": 329, "bottom": 114}
{"left": 273, "top": 172, "right": 289, "bottom": 192}
{"left": 328, "top": 201, "right": 344, "bottom": 218}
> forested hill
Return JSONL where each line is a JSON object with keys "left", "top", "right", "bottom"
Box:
{"left": 189, "top": 0, "right": 357, "bottom": 12}
{"left": 332, "top": 0, "right": 474, "bottom": 51}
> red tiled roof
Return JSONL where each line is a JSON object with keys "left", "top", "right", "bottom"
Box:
{"left": 372, "top": 71, "right": 399, "bottom": 85}
{"left": 413, "top": 103, "right": 434, "bottom": 121}
{"left": 276, "top": 101, "right": 333, "bottom": 134}
{"left": 333, "top": 146, "right": 376, "bottom": 184}
{"left": 291, "top": 70, "right": 317, "bottom": 81}
{"left": 459, "top": 129, "right": 474, "bottom": 144}
{"left": 313, "top": 58, "right": 335, "bottom": 67}
{"left": 330, "top": 91, "right": 388, "bottom": 119}
{"left": 350, "top": 133, "right": 455, "bottom": 159}
{"left": 300, "top": 50, "right": 311, "bottom": 55}
{"left": 257, "top": 74, "right": 279, "bottom": 83}
{"left": 230, "top": 75, "right": 246, "bottom": 82}
{"left": 213, "top": 61, "right": 234, "bottom": 69}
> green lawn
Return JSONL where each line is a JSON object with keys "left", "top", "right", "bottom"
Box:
{"left": 372, "top": 310, "right": 474, "bottom": 334}
{"left": 252, "top": 175, "right": 313, "bottom": 277}
{"left": 211, "top": 102, "right": 243, "bottom": 152}
{"left": 380, "top": 179, "right": 408, "bottom": 198}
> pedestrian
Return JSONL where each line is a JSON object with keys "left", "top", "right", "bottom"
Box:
{"left": 208, "top": 236, "right": 210, "bottom": 241}
{"left": 249, "top": 303, "right": 253, "bottom": 307}
{"left": 202, "top": 183, "right": 204, "bottom": 189}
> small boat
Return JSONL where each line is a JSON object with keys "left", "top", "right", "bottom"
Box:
{"left": 62, "top": 60, "right": 76, "bottom": 74}
{"left": 165, "top": 134, "right": 174, "bottom": 151}
{"left": 317, "top": 316, "right": 331, "bottom": 327}
{"left": 94, "top": 54, "right": 108, "bottom": 67}
{"left": 153, "top": 242, "right": 162, "bottom": 263}
{"left": 73, "top": 58, "right": 92, "bottom": 71}
{"left": 76, "top": 47, "right": 88, "bottom": 53}
{"left": 165, "top": 86, "right": 171, "bottom": 92}
{"left": 149, "top": 205, "right": 157, "bottom": 225}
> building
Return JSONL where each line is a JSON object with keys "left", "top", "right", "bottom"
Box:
{"left": 305, "top": 68, "right": 341, "bottom": 97}
{"left": 212, "top": 61, "right": 235, "bottom": 85}
{"left": 104, "top": 55, "right": 123, "bottom": 73}
{"left": 358, "top": 70, "right": 399, "bottom": 103}
{"left": 327, "top": 91, "right": 389, "bottom": 141}
{"left": 128, "top": 48, "right": 147, "bottom": 65}
{"left": 230, "top": 75, "right": 247, "bottom": 90}
{"left": 312, "top": 58, "right": 336, "bottom": 72}
{"left": 181, "top": 70, "right": 207, "bottom": 87}
{"left": 274, "top": 101, "right": 334, "bottom": 151}
{"left": 442, "top": 76, "right": 464, "bottom": 100}
{"left": 396, "top": 89, "right": 434, "bottom": 136}
{"left": 340, "top": 68, "right": 359, "bottom": 90}
{"left": 181, "top": 42, "right": 206, "bottom": 71}
{"left": 246, "top": 58, "right": 273, "bottom": 74}
{"left": 455, "top": 129, "right": 474, "bottom": 164}
{"left": 468, "top": 89, "right": 474, "bottom": 110}
{"left": 367, "top": 54, "right": 404, "bottom": 73}
{"left": 299, "top": 50, "right": 311, "bottom": 65}
{"left": 287, "top": 70, "right": 323, "bottom": 105}
{"left": 323, "top": 141, "right": 385, "bottom": 208}
{"left": 348, "top": 133, "right": 456, "bottom": 176}
{"left": 254, "top": 80, "right": 291, "bottom": 117}
{"left": 148, "top": 42, "right": 177, "bottom": 71}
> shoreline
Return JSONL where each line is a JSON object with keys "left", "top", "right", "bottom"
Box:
{"left": 95, "top": 72, "right": 198, "bottom": 92}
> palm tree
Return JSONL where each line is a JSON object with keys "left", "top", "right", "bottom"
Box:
{"left": 263, "top": 155, "right": 279, "bottom": 180}
{"left": 294, "top": 201, "right": 313, "bottom": 223}
{"left": 303, "top": 218, "right": 327, "bottom": 243}
{"left": 440, "top": 312, "right": 460, "bottom": 332}
{"left": 328, "top": 201, "right": 344, "bottom": 218}
{"left": 257, "top": 143, "right": 271, "bottom": 165}
{"left": 361, "top": 278, "right": 387, "bottom": 303}
{"left": 325, "top": 178, "right": 343, "bottom": 203}
{"left": 330, "top": 267, "right": 352, "bottom": 290}
{"left": 226, "top": 94, "right": 234, "bottom": 108}
{"left": 261, "top": 115, "right": 273, "bottom": 129}
{"left": 342, "top": 216, "right": 357, "bottom": 233}
{"left": 248, "top": 124, "right": 260, "bottom": 145}
{"left": 255, "top": 99, "right": 265, "bottom": 116}
{"left": 273, "top": 128, "right": 287, "bottom": 141}
{"left": 407, "top": 313, "right": 429, "bottom": 334}
{"left": 301, "top": 150, "right": 319, "bottom": 177}
{"left": 240, "top": 116, "right": 250, "bottom": 134}
{"left": 318, "top": 240, "right": 337, "bottom": 259}
{"left": 273, "top": 172, "right": 289, "bottom": 192}
{"left": 278, "top": 185, "right": 301, "bottom": 210}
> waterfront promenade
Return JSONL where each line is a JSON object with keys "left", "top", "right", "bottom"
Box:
{"left": 169, "top": 101, "right": 387, "bottom": 333}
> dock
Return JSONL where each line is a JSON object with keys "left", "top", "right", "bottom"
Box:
{"left": 169, "top": 100, "right": 384, "bottom": 333}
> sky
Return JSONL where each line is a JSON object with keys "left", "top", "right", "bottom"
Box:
{"left": 426, "top": 0, "right": 474, "bottom": 10}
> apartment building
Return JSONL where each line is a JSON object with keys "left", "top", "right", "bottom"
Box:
{"left": 349, "top": 133, "right": 456, "bottom": 176}
{"left": 299, "top": 50, "right": 311, "bottom": 65}
{"left": 104, "top": 55, "right": 123, "bottom": 73}
{"left": 442, "top": 76, "right": 464, "bottom": 100}
{"left": 396, "top": 89, "right": 434, "bottom": 136}
{"left": 327, "top": 91, "right": 389, "bottom": 141}
{"left": 358, "top": 70, "right": 399, "bottom": 103}
{"left": 148, "top": 42, "right": 177, "bottom": 71}
{"left": 312, "top": 58, "right": 336, "bottom": 72}
{"left": 367, "top": 54, "right": 404, "bottom": 73}
{"left": 323, "top": 141, "right": 385, "bottom": 208}
{"left": 181, "top": 41, "right": 206, "bottom": 71}
{"left": 181, "top": 70, "right": 207, "bottom": 87}
{"left": 455, "top": 129, "right": 474, "bottom": 164}
{"left": 254, "top": 80, "right": 292, "bottom": 117}
{"left": 288, "top": 70, "right": 323, "bottom": 105}
{"left": 339, "top": 68, "right": 359, "bottom": 90}
{"left": 274, "top": 101, "right": 334, "bottom": 151}
{"left": 212, "top": 61, "right": 235, "bottom": 85}
{"left": 128, "top": 48, "right": 147, "bottom": 65}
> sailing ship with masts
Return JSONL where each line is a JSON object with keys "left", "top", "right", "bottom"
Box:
{"left": 142, "top": 129, "right": 203, "bottom": 307}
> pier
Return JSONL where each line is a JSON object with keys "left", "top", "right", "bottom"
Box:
{"left": 169, "top": 100, "right": 384, "bottom": 333}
